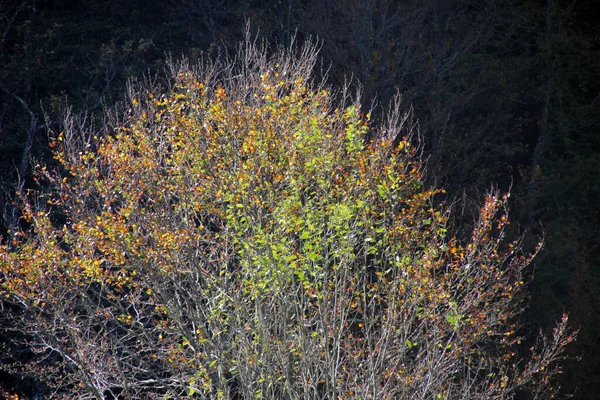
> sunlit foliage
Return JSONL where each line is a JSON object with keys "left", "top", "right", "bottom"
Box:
{"left": 0, "top": 36, "right": 574, "bottom": 399}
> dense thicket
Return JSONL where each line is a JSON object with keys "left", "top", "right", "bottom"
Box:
{"left": 1, "top": 0, "right": 597, "bottom": 397}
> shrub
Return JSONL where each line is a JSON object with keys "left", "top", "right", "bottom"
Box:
{"left": 0, "top": 35, "right": 574, "bottom": 399}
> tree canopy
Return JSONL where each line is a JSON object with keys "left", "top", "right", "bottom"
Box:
{"left": 0, "top": 35, "right": 574, "bottom": 399}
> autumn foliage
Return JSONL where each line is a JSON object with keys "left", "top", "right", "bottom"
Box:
{"left": 0, "top": 37, "right": 574, "bottom": 399}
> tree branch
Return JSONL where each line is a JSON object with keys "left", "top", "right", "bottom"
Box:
{"left": 0, "top": 79, "right": 39, "bottom": 238}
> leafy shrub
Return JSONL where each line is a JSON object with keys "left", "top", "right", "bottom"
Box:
{"left": 0, "top": 35, "right": 574, "bottom": 399}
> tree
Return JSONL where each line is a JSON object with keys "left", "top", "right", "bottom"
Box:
{"left": 0, "top": 35, "right": 574, "bottom": 399}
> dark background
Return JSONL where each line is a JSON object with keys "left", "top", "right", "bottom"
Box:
{"left": 1, "top": 0, "right": 598, "bottom": 397}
